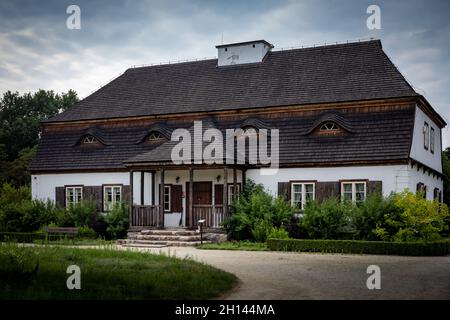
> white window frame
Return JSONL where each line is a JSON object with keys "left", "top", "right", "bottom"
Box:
{"left": 163, "top": 185, "right": 171, "bottom": 212}
{"left": 103, "top": 185, "right": 122, "bottom": 211}
{"left": 65, "top": 186, "right": 83, "bottom": 208}
{"left": 83, "top": 135, "right": 97, "bottom": 144}
{"left": 291, "top": 183, "right": 315, "bottom": 210}
{"left": 228, "top": 184, "right": 241, "bottom": 204}
{"left": 341, "top": 181, "right": 366, "bottom": 202}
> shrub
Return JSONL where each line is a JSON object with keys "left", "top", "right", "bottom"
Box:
{"left": 375, "top": 190, "right": 449, "bottom": 242}
{"left": 105, "top": 202, "right": 129, "bottom": 239}
{"left": 267, "top": 239, "right": 449, "bottom": 256}
{"left": 251, "top": 219, "right": 272, "bottom": 242}
{"left": 0, "top": 244, "right": 40, "bottom": 282}
{"left": 224, "top": 180, "right": 295, "bottom": 241}
{"left": 66, "top": 200, "right": 97, "bottom": 227}
{"left": 350, "top": 193, "right": 400, "bottom": 241}
{"left": 77, "top": 226, "right": 97, "bottom": 239}
{"left": 301, "top": 198, "right": 353, "bottom": 239}
{"left": 268, "top": 226, "right": 290, "bottom": 240}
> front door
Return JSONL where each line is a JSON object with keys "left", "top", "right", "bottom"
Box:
{"left": 185, "top": 181, "right": 212, "bottom": 227}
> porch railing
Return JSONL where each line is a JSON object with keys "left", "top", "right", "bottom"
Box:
{"left": 131, "top": 205, "right": 161, "bottom": 227}
{"left": 192, "top": 205, "right": 230, "bottom": 228}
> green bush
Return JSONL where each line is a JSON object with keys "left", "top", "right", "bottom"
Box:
{"left": 77, "top": 226, "right": 97, "bottom": 239}
{"left": 65, "top": 200, "right": 97, "bottom": 227}
{"left": 224, "top": 180, "right": 295, "bottom": 241}
{"left": 268, "top": 226, "right": 290, "bottom": 240}
{"left": 301, "top": 197, "right": 353, "bottom": 239}
{"left": 105, "top": 202, "right": 129, "bottom": 239}
{"left": 0, "top": 244, "right": 40, "bottom": 282}
{"left": 267, "top": 238, "right": 449, "bottom": 256}
{"left": 374, "top": 190, "right": 449, "bottom": 242}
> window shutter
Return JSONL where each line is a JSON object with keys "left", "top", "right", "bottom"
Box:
{"left": 83, "top": 186, "right": 102, "bottom": 212}
{"left": 368, "top": 181, "right": 382, "bottom": 196}
{"left": 214, "top": 184, "right": 224, "bottom": 205}
{"left": 122, "top": 185, "right": 131, "bottom": 205}
{"left": 171, "top": 185, "right": 182, "bottom": 213}
{"left": 315, "top": 182, "right": 340, "bottom": 201}
{"left": 55, "top": 187, "right": 65, "bottom": 207}
{"left": 277, "top": 182, "right": 291, "bottom": 201}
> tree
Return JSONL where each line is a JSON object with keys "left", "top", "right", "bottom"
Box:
{"left": 0, "top": 89, "right": 78, "bottom": 187}
{"left": 442, "top": 148, "right": 450, "bottom": 207}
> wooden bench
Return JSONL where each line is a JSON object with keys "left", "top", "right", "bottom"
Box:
{"left": 44, "top": 227, "right": 79, "bottom": 242}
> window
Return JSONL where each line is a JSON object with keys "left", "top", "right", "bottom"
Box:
{"left": 83, "top": 135, "right": 97, "bottom": 144}
{"left": 236, "top": 126, "right": 258, "bottom": 138}
{"left": 148, "top": 131, "right": 165, "bottom": 142}
{"left": 320, "top": 122, "right": 338, "bottom": 131}
{"left": 430, "top": 127, "right": 435, "bottom": 154}
{"left": 416, "top": 183, "right": 426, "bottom": 199}
{"left": 66, "top": 187, "right": 82, "bottom": 207}
{"left": 341, "top": 181, "right": 366, "bottom": 202}
{"left": 291, "top": 183, "right": 315, "bottom": 210}
{"left": 433, "top": 188, "right": 440, "bottom": 201}
{"left": 103, "top": 185, "right": 122, "bottom": 211}
{"left": 163, "top": 185, "right": 171, "bottom": 212}
{"left": 423, "top": 122, "right": 429, "bottom": 150}
{"left": 228, "top": 184, "right": 241, "bottom": 204}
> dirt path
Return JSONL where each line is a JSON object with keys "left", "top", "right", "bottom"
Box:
{"left": 126, "top": 246, "right": 450, "bottom": 299}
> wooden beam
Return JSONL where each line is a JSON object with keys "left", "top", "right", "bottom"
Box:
{"left": 233, "top": 167, "right": 237, "bottom": 202}
{"left": 189, "top": 167, "right": 194, "bottom": 228}
{"left": 140, "top": 171, "right": 144, "bottom": 206}
{"left": 151, "top": 171, "right": 155, "bottom": 205}
{"left": 129, "top": 170, "right": 134, "bottom": 227}
{"left": 159, "top": 169, "right": 165, "bottom": 228}
{"left": 223, "top": 166, "right": 228, "bottom": 217}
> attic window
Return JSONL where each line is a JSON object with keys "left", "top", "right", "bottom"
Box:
{"left": 320, "top": 122, "right": 339, "bottom": 131}
{"left": 236, "top": 126, "right": 258, "bottom": 138}
{"left": 148, "top": 131, "right": 165, "bottom": 143}
{"left": 83, "top": 135, "right": 97, "bottom": 144}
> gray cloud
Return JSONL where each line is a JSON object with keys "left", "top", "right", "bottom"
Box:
{"left": 1, "top": 0, "right": 450, "bottom": 146}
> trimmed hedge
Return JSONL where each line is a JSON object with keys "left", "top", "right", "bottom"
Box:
{"left": 0, "top": 232, "right": 46, "bottom": 243}
{"left": 267, "top": 238, "right": 450, "bottom": 256}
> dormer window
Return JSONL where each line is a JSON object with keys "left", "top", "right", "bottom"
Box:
{"left": 320, "top": 122, "right": 339, "bottom": 132}
{"left": 236, "top": 126, "right": 258, "bottom": 138}
{"left": 147, "top": 131, "right": 165, "bottom": 143}
{"left": 83, "top": 135, "right": 97, "bottom": 144}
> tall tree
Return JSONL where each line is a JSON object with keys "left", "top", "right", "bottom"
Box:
{"left": 0, "top": 89, "right": 78, "bottom": 160}
{"left": 0, "top": 89, "right": 78, "bottom": 186}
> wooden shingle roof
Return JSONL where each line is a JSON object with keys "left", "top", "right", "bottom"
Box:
{"left": 45, "top": 40, "right": 417, "bottom": 123}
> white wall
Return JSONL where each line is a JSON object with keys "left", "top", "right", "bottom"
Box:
{"left": 217, "top": 41, "right": 271, "bottom": 66}
{"left": 405, "top": 164, "right": 443, "bottom": 200}
{"left": 31, "top": 172, "right": 130, "bottom": 202}
{"left": 410, "top": 106, "right": 442, "bottom": 172}
{"left": 247, "top": 165, "right": 410, "bottom": 197}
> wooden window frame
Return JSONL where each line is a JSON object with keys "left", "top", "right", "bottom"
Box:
{"left": 340, "top": 180, "right": 367, "bottom": 202}
{"left": 103, "top": 185, "right": 122, "bottom": 212}
{"left": 65, "top": 185, "right": 83, "bottom": 208}
{"left": 227, "top": 183, "right": 242, "bottom": 204}
{"left": 163, "top": 185, "right": 171, "bottom": 212}
{"left": 290, "top": 181, "right": 315, "bottom": 210}
{"left": 423, "top": 122, "right": 429, "bottom": 150}
{"left": 430, "top": 127, "right": 435, "bottom": 154}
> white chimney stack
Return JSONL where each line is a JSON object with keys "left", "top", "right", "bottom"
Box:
{"left": 216, "top": 40, "right": 273, "bottom": 67}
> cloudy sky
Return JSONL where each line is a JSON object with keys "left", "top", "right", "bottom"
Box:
{"left": 1, "top": 0, "right": 449, "bottom": 146}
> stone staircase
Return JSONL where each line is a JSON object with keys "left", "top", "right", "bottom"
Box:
{"left": 119, "top": 228, "right": 212, "bottom": 248}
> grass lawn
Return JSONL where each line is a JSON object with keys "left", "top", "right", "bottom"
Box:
{"left": 199, "top": 241, "right": 268, "bottom": 251}
{"left": 0, "top": 244, "right": 237, "bottom": 299}
{"left": 33, "top": 238, "right": 114, "bottom": 246}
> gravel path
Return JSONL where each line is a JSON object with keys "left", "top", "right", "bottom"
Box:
{"left": 126, "top": 246, "right": 450, "bottom": 300}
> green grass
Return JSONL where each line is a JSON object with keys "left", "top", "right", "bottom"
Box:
{"left": 0, "top": 243, "right": 237, "bottom": 299}
{"left": 198, "top": 241, "right": 268, "bottom": 251}
{"left": 33, "top": 238, "right": 113, "bottom": 246}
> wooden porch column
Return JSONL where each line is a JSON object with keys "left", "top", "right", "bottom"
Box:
{"left": 233, "top": 167, "right": 237, "bottom": 202}
{"left": 159, "top": 169, "right": 165, "bottom": 228}
{"left": 242, "top": 169, "right": 246, "bottom": 188}
{"left": 129, "top": 170, "right": 134, "bottom": 226}
{"left": 151, "top": 170, "right": 155, "bottom": 205}
{"left": 223, "top": 166, "right": 228, "bottom": 217}
{"left": 189, "top": 167, "right": 194, "bottom": 228}
{"left": 140, "top": 171, "right": 144, "bottom": 206}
